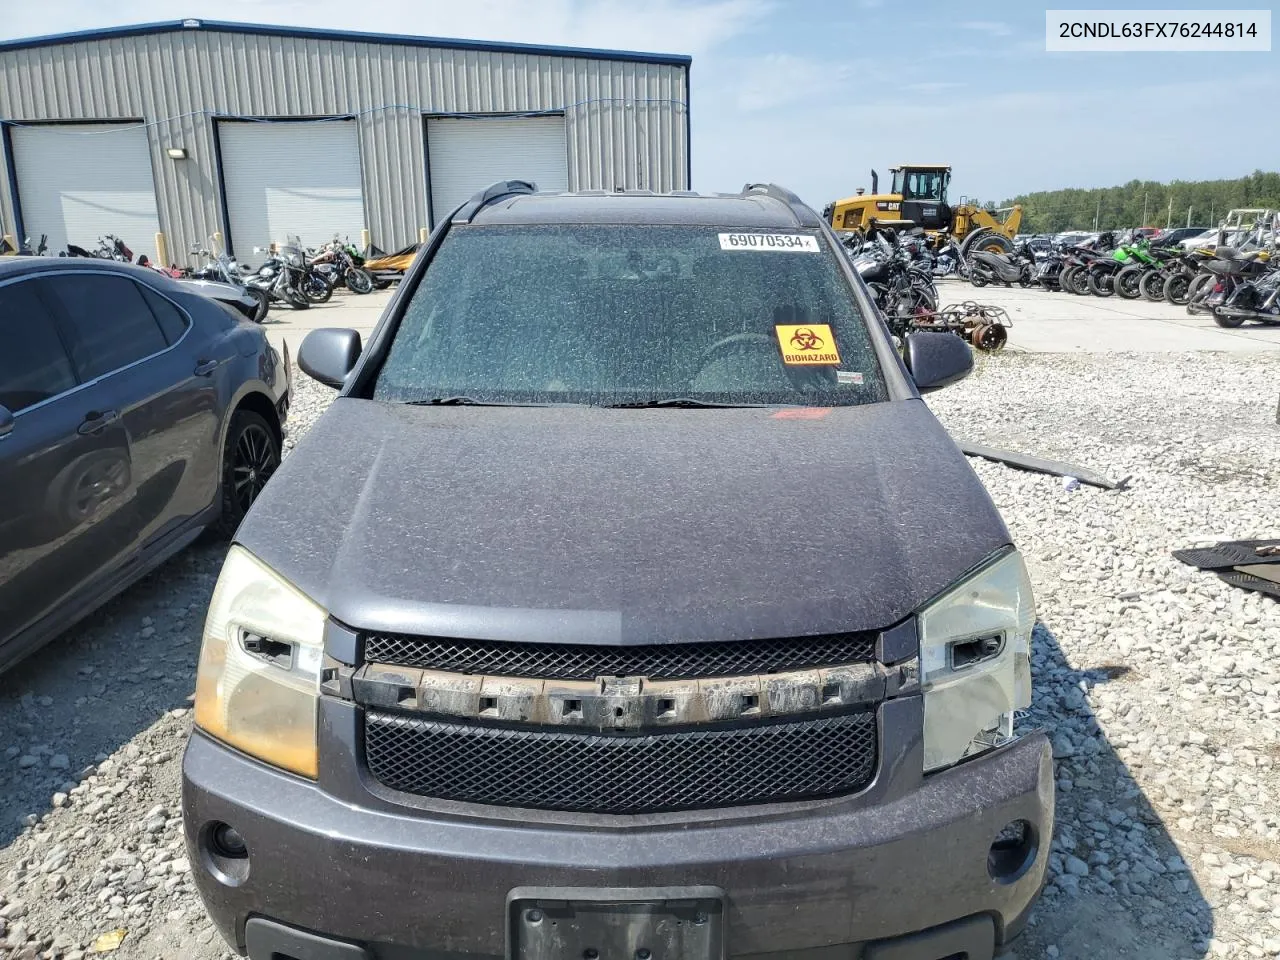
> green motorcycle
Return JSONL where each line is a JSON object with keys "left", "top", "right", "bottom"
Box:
{"left": 1087, "top": 238, "right": 1150, "bottom": 298}
{"left": 1112, "top": 240, "right": 1178, "bottom": 300}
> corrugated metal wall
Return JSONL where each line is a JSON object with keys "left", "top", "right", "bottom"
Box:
{"left": 0, "top": 26, "right": 689, "bottom": 258}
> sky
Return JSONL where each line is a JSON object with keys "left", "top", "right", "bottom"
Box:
{"left": 2, "top": 0, "right": 1277, "bottom": 210}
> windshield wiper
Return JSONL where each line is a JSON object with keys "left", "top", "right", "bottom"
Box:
{"left": 409, "top": 396, "right": 762, "bottom": 409}
{"left": 407, "top": 396, "right": 549, "bottom": 407}
{"left": 607, "top": 397, "right": 765, "bottom": 409}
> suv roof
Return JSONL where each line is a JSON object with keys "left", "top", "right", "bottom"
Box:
{"left": 459, "top": 181, "right": 823, "bottom": 229}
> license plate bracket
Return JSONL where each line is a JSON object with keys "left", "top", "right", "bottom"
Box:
{"left": 507, "top": 886, "right": 725, "bottom": 960}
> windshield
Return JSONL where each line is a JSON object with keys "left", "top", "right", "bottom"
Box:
{"left": 903, "top": 170, "right": 946, "bottom": 201}
{"left": 372, "top": 224, "right": 888, "bottom": 408}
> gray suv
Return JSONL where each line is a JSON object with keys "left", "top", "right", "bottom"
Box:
{"left": 184, "top": 182, "right": 1052, "bottom": 960}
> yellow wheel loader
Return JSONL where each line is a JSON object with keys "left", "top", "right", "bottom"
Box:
{"left": 823, "top": 165, "right": 1022, "bottom": 256}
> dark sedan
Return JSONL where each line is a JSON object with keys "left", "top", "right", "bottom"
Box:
{"left": 0, "top": 257, "right": 289, "bottom": 674}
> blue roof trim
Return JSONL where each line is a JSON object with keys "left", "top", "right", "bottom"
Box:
{"left": 0, "top": 18, "right": 692, "bottom": 67}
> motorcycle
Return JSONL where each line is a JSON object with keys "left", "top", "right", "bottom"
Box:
{"left": 968, "top": 242, "right": 1035, "bottom": 288}
{"left": 11, "top": 234, "right": 49, "bottom": 256}
{"left": 1029, "top": 242, "right": 1069, "bottom": 290}
{"left": 1179, "top": 226, "right": 1275, "bottom": 312}
{"left": 1159, "top": 247, "right": 1221, "bottom": 304}
{"left": 1085, "top": 233, "right": 1145, "bottom": 297}
{"left": 1135, "top": 247, "right": 1199, "bottom": 302}
{"left": 1058, "top": 233, "right": 1118, "bottom": 295}
{"left": 309, "top": 238, "right": 376, "bottom": 296}
{"left": 851, "top": 227, "right": 939, "bottom": 338}
{"left": 1186, "top": 249, "right": 1274, "bottom": 321}
{"left": 364, "top": 243, "right": 419, "bottom": 287}
{"left": 184, "top": 278, "right": 272, "bottom": 323}
{"left": 60, "top": 235, "right": 131, "bottom": 260}
{"left": 1112, "top": 239, "right": 1174, "bottom": 299}
{"left": 1210, "top": 261, "right": 1280, "bottom": 327}
{"left": 187, "top": 241, "right": 270, "bottom": 322}
{"left": 245, "top": 242, "right": 311, "bottom": 311}
{"left": 919, "top": 229, "right": 967, "bottom": 279}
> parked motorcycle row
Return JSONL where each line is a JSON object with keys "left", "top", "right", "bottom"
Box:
{"left": 1, "top": 231, "right": 129, "bottom": 261}
{"left": 962, "top": 228, "right": 1280, "bottom": 330}
{"left": 185, "top": 235, "right": 380, "bottom": 322}
{"left": 4, "top": 229, "right": 381, "bottom": 323}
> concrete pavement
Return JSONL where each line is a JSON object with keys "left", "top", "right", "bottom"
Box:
{"left": 258, "top": 279, "right": 1280, "bottom": 363}
{"left": 935, "top": 279, "right": 1280, "bottom": 353}
{"left": 260, "top": 287, "right": 393, "bottom": 360}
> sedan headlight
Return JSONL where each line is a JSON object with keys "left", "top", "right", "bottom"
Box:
{"left": 194, "top": 545, "right": 326, "bottom": 778}
{"left": 920, "top": 549, "right": 1035, "bottom": 772}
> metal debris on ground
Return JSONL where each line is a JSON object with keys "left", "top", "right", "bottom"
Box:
{"left": 911, "top": 301, "right": 1012, "bottom": 352}
{"left": 956, "top": 440, "right": 1131, "bottom": 491}
{"left": 1173, "top": 539, "right": 1280, "bottom": 600}
{"left": 1172, "top": 539, "right": 1280, "bottom": 570}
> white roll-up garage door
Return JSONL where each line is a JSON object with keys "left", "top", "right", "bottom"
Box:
{"left": 427, "top": 116, "right": 569, "bottom": 224}
{"left": 218, "top": 120, "right": 365, "bottom": 264}
{"left": 10, "top": 123, "right": 161, "bottom": 258}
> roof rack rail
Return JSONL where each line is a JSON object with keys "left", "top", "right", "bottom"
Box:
{"left": 740, "top": 183, "right": 822, "bottom": 228}
{"left": 452, "top": 180, "right": 538, "bottom": 224}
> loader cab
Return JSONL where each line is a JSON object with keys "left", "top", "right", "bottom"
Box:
{"left": 893, "top": 165, "right": 952, "bottom": 231}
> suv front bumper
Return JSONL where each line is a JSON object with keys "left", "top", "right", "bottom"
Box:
{"left": 183, "top": 697, "right": 1054, "bottom": 960}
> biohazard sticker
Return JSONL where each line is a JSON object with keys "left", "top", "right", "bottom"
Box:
{"left": 775, "top": 324, "right": 841, "bottom": 365}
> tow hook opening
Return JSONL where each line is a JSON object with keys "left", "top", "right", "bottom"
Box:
{"left": 202, "top": 820, "right": 251, "bottom": 886}
{"left": 987, "top": 818, "right": 1037, "bottom": 885}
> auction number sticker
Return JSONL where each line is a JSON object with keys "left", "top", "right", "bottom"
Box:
{"left": 775, "top": 324, "right": 841, "bottom": 365}
{"left": 719, "top": 233, "right": 820, "bottom": 252}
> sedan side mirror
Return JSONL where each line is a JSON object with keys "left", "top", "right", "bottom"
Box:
{"left": 903, "top": 332, "right": 973, "bottom": 393}
{"left": 298, "top": 328, "right": 363, "bottom": 389}
{"left": 0, "top": 404, "right": 13, "bottom": 439}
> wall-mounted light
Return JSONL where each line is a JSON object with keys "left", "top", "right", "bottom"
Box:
{"left": 166, "top": 147, "right": 188, "bottom": 160}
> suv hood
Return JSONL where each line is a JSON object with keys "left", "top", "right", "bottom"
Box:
{"left": 238, "top": 398, "right": 1009, "bottom": 645}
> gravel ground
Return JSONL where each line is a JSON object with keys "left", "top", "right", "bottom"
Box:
{"left": 2, "top": 352, "right": 1279, "bottom": 959}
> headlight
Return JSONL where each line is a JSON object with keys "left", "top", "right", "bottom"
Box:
{"left": 920, "top": 549, "right": 1035, "bottom": 773}
{"left": 194, "top": 545, "right": 326, "bottom": 778}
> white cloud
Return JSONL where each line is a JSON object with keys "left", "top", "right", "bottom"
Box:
{"left": 959, "top": 20, "right": 1013, "bottom": 37}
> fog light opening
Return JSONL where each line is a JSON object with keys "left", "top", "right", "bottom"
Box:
{"left": 987, "top": 818, "right": 1037, "bottom": 885}
{"left": 201, "top": 821, "right": 251, "bottom": 886}
{"left": 212, "top": 823, "right": 248, "bottom": 859}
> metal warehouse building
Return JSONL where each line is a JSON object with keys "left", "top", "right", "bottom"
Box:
{"left": 0, "top": 19, "right": 690, "bottom": 265}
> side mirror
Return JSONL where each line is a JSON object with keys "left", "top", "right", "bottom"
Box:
{"left": 0, "top": 404, "right": 13, "bottom": 439}
{"left": 903, "top": 332, "right": 973, "bottom": 393}
{"left": 298, "top": 328, "right": 362, "bottom": 389}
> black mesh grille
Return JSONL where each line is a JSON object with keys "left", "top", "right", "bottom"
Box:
{"left": 364, "top": 710, "right": 878, "bottom": 814}
{"left": 362, "top": 632, "right": 876, "bottom": 680}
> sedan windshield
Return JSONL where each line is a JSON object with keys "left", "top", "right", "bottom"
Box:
{"left": 373, "top": 224, "right": 887, "bottom": 407}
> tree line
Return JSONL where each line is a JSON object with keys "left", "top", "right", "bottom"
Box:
{"left": 990, "top": 170, "right": 1280, "bottom": 233}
